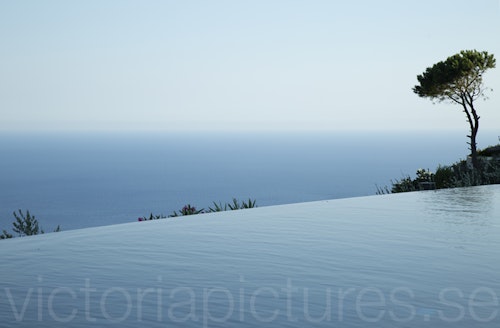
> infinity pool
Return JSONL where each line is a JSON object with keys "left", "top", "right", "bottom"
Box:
{"left": 1, "top": 185, "right": 499, "bottom": 327}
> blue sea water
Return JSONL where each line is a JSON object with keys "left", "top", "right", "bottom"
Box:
{"left": 0, "top": 130, "right": 497, "bottom": 231}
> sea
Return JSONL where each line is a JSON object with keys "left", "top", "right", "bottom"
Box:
{"left": 0, "top": 130, "right": 498, "bottom": 231}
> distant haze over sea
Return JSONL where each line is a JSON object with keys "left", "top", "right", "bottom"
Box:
{"left": 0, "top": 130, "right": 498, "bottom": 231}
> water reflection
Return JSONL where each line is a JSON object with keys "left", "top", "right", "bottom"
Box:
{"left": 422, "top": 185, "right": 494, "bottom": 217}
{"left": 418, "top": 185, "right": 498, "bottom": 248}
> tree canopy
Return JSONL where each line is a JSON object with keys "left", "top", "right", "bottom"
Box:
{"left": 413, "top": 50, "right": 495, "bottom": 103}
{"left": 413, "top": 50, "right": 496, "bottom": 169}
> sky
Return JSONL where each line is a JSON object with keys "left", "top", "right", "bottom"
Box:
{"left": 0, "top": 0, "right": 499, "bottom": 133}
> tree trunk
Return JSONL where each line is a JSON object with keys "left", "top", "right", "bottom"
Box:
{"left": 461, "top": 96, "right": 480, "bottom": 169}
{"left": 470, "top": 127, "right": 479, "bottom": 169}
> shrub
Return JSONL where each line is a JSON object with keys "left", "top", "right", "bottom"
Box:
{"left": 12, "top": 210, "right": 42, "bottom": 236}
{"left": 138, "top": 213, "right": 167, "bottom": 221}
{"left": 434, "top": 165, "right": 454, "bottom": 189}
{"left": 379, "top": 152, "right": 500, "bottom": 194}
{"left": 0, "top": 230, "right": 13, "bottom": 240}
{"left": 169, "top": 204, "right": 204, "bottom": 217}
{"left": 1, "top": 210, "right": 61, "bottom": 240}
{"left": 390, "top": 174, "right": 419, "bottom": 193}
{"left": 415, "top": 168, "right": 434, "bottom": 182}
{"left": 138, "top": 198, "right": 259, "bottom": 221}
{"left": 208, "top": 202, "right": 228, "bottom": 212}
{"left": 209, "top": 198, "right": 257, "bottom": 212}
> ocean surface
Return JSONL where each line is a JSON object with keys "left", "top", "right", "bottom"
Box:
{"left": 0, "top": 130, "right": 498, "bottom": 231}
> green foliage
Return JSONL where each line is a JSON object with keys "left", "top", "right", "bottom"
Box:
{"left": 241, "top": 198, "right": 257, "bottom": 209}
{"left": 434, "top": 165, "right": 454, "bottom": 189}
{"left": 413, "top": 50, "right": 495, "bottom": 101}
{"left": 226, "top": 198, "right": 257, "bottom": 210}
{"left": 415, "top": 168, "right": 434, "bottom": 182}
{"left": 390, "top": 175, "right": 418, "bottom": 193}
{"left": 478, "top": 145, "right": 500, "bottom": 157}
{"left": 138, "top": 198, "right": 258, "bottom": 221}
{"left": 379, "top": 151, "right": 500, "bottom": 194}
{"left": 227, "top": 198, "right": 244, "bottom": 210}
{"left": 138, "top": 213, "right": 167, "bottom": 221}
{"left": 413, "top": 50, "right": 496, "bottom": 169}
{"left": 12, "top": 210, "right": 42, "bottom": 236}
{"left": 208, "top": 202, "right": 228, "bottom": 212}
{"left": 208, "top": 198, "right": 257, "bottom": 212}
{"left": 375, "top": 185, "right": 391, "bottom": 195}
{"left": 389, "top": 169, "right": 435, "bottom": 193}
{"left": 449, "top": 160, "right": 500, "bottom": 187}
{"left": 169, "top": 204, "right": 204, "bottom": 217}
{"left": 0, "top": 230, "right": 13, "bottom": 240}
{"left": 1, "top": 210, "right": 61, "bottom": 240}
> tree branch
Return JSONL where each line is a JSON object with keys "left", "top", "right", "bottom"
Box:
{"left": 460, "top": 94, "right": 475, "bottom": 133}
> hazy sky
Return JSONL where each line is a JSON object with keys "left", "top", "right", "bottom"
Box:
{"left": 1, "top": 0, "right": 499, "bottom": 132}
